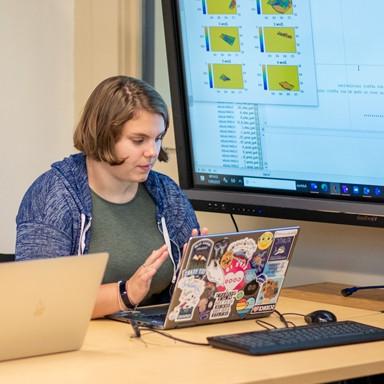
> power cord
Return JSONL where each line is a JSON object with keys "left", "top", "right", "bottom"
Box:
{"left": 255, "top": 310, "right": 304, "bottom": 329}
{"left": 230, "top": 213, "right": 239, "bottom": 232}
{"left": 129, "top": 320, "right": 210, "bottom": 346}
{"left": 274, "top": 309, "right": 300, "bottom": 327}
{"left": 255, "top": 319, "right": 278, "bottom": 330}
{"left": 129, "top": 311, "right": 307, "bottom": 345}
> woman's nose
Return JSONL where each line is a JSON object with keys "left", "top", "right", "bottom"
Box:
{"left": 144, "top": 141, "right": 158, "bottom": 157}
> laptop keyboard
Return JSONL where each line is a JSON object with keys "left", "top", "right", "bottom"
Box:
{"left": 131, "top": 312, "right": 166, "bottom": 323}
{"left": 118, "top": 305, "right": 169, "bottom": 326}
{"left": 207, "top": 320, "right": 384, "bottom": 355}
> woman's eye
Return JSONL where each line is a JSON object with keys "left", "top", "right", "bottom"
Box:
{"left": 132, "top": 138, "right": 144, "bottom": 144}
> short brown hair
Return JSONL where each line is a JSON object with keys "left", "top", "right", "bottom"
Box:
{"left": 74, "top": 75, "right": 169, "bottom": 165}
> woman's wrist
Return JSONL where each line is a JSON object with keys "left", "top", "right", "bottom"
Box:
{"left": 117, "top": 280, "right": 137, "bottom": 310}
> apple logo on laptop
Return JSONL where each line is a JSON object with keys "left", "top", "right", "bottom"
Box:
{"left": 33, "top": 300, "right": 46, "bottom": 317}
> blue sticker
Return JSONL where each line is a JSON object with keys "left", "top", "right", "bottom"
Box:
{"left": 269, "top": 236, "right": 294, "bottom": 261}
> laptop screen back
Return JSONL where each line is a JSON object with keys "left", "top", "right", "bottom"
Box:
{"left": 0, "top": 253, "right": 108, "bottom": 361}
{"left": 163, "top": 226, "right": 300, "bottom": 328}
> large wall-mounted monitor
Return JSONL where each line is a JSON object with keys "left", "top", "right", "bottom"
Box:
{"left": 161, "top": 0, "right": 384, "bottom": 227}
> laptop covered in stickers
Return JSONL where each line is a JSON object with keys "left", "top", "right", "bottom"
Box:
{"left": 108, "top": 226, "right": 300, "bottom": 329}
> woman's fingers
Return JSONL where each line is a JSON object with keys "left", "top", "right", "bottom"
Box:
{"left": 142, "top": 249, "right": 168, "bottom": 274}
{"left": 184, "top": 227, "right": 209, "bottom": 253}
{"left": 200, "top": 227, "right": 209, "bottom": 235}
{"left": 142, "top": 244, "right": 168, "bottom": 267}
{"left": 191, "top": 227, "right": 209, "bottom": 237}
{"left": 150, "top": 249, "right": 169, "bottom": 270}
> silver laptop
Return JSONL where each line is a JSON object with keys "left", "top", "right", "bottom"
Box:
{"left": 0, "top": 253, "right": 108, "bottom": 361}
{"left": 109, "top": 226, "right": 299, "bottom": 329}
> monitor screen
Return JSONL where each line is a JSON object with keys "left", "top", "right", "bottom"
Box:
{"left": 162, "top": 0, "right": 384, "bottom": 227}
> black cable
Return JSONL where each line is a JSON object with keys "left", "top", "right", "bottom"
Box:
{"left": 130, "top": 321, "right": 210, "bottom": 346}
{"left": 255, "top": 311, "right": 298, "bottom": 329}
{"left": 278, "top": 311, "right": 306, "bottom": 327}
{"left": 274, "top": 309, "right": 292, "bottom": 328}
{"left": 256, "top": 319, "right": 277, "bottom": 330}
{"left": 281, "top": 312, "right": 305, "bottom": 317}
{"left": 286, "top": 320, "right": 297, "bottom": 328}
{"left": 144, "top": 327, "right": 210, "bottom": 346}
{"left": 340, "top": 285, "right": 384, "bottom": 297}
{"left": 230, "top": 213, "right": 239, "bottom": 232}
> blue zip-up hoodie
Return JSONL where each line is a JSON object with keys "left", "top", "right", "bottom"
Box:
{"left": 16, "top": 153, "right": 199, "bottom": 278}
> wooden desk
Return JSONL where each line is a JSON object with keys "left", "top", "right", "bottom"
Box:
{"left": 282, "top": 282, "right": 384, "bottom": 312}
{"left": 0, "top": 297, "right": 383, "bottom": 384}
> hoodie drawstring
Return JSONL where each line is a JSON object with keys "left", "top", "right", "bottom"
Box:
{"left": 78, "top": 213, "right": 91, "bottom": 255}
{"left": 160, "top": 216, "right": 179, "bottom": 284}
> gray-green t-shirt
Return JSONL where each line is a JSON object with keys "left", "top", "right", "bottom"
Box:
{"left": 88, "top": 185, "right": 173, "bottom": 304}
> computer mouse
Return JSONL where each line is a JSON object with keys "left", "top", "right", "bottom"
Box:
{"left": 304, "top": 310, "right": 337, "bottom": 324}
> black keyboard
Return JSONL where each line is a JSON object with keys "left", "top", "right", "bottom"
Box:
{"left": 207, "top": 321, "right": 384, "bottom": 355}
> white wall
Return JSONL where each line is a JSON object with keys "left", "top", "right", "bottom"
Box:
{"left": 0, "top": 0, "right": 74, "bottom": 252}
{"left": 154, "top": 3, "right": 384, "bottom": 287}
{"left": 0, "top": 0, "right": 142, "bottom": 254}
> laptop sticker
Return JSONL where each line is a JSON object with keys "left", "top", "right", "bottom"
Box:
{"left": 209, "top": 291, "right": 237, "bottom": 320}
{"left": 243, "top": 279, "right": 260, "bottom": 296}
{"left": 170, "top": 276, "right": 205, "bottom": 322}
{"left": 256, "top": 276, "right": 285, "bottom": 305}
{"left": 250, "top": 231, "right": 274, "bottom": 273}
{"left": 197, "top": 282, "right": 216, "bottom": 320}
{"left": 269, "top": 228, "right": 298, "bottom": 261}
{"left": 185, "top": 239, "right": 213, "bottom": 277}
{"left": 257, "top": 231, "right": 274, "bottom": 250}
{"left": 227, "top": 237, "right": 256, "bottom": 269}
{"left": 206, "top": 258, "right": 225, "bottom": 287}
{"left": 220, "top": 250, "right": 233, "bottom": 270}
{"left": 236, "top": 297, "right": 256, "bottom": 318}
{"left": 263, "top": 260, "right": 289, "bottom": 277}
{"left": 218, "top": 237, "right": 257, "bottom": 292}
{"left": 213, "top": 238, "right": 230, "bottom": 260}
{"left": 269, "top": 237, "right": 294, "bottom": 261}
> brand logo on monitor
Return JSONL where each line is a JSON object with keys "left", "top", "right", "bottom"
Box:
{"left": 356, "top": 215, "right": 378, "bottom": 222}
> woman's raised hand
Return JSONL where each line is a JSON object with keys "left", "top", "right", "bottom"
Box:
{"left": 126, "top": 244, "right": 169, "bottom": 305}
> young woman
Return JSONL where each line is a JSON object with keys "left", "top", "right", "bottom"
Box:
{"left": 16, "top": 75, "right": 204, "bottom": 318}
